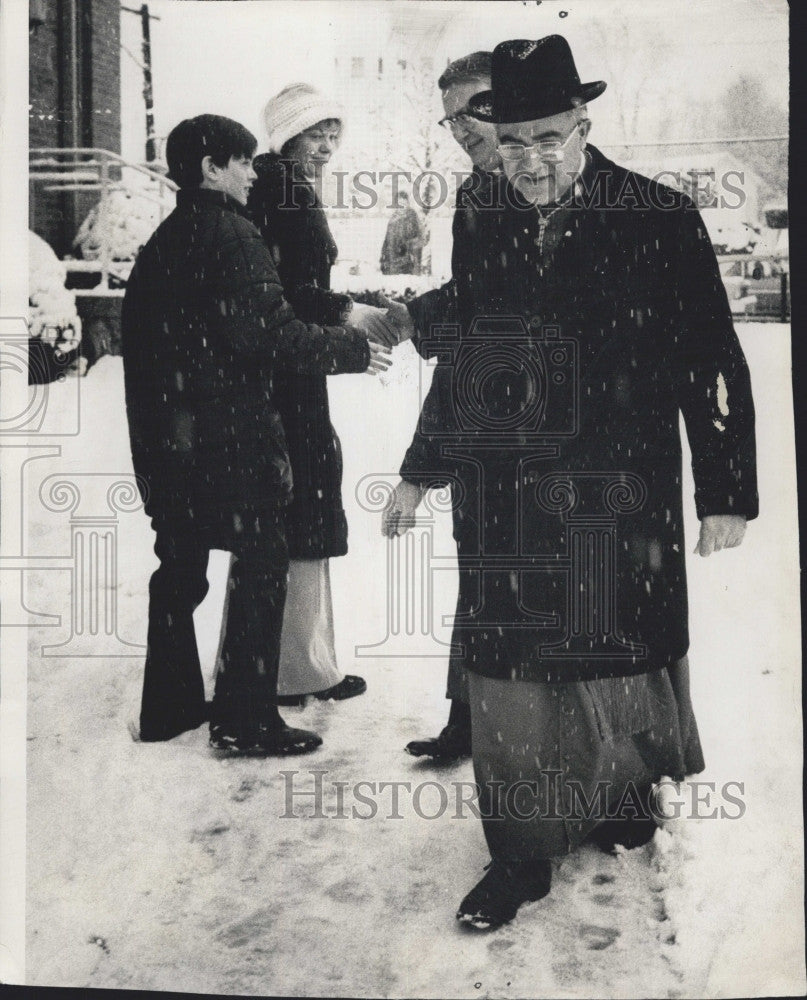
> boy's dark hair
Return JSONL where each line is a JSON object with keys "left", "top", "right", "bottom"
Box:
{"left": 437, "top": 51, "right": 492, "bottom": 92}
{"left": 165, "top": 114, "right": 257, "bottom": 188}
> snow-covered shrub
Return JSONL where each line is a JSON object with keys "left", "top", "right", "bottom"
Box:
{"left": 29, "top": 231, "right": 81, "bottom": 353}
{"left": 332, "top": 268, "right": 449, "bottom": 302}
{"left": 347, "top": 285, "right": 422, "bottom": 307}
{"left": 73, "top": 189, "right": 159, "bottom": 262}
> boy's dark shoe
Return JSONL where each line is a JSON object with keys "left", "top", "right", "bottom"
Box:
{"left": 209, "top": 722, "right": 322, "bottom": 756}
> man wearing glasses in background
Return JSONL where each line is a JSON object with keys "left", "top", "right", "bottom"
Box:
{"left": 377, "top": 36, "right": 757, "bottom": 931}
{"left": 373, "top": 51, "right": 501, "bottom": 763}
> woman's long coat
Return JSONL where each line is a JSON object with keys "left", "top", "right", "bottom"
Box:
{"left": 248, "top": 153, "right": 353, "bottom": 559}
{"left": 400, "top": 146, "right": 758, "bottom": 684}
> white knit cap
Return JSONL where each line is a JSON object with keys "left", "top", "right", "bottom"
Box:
{"left": 262, "top": 82, "right": 344, "bottom": 154}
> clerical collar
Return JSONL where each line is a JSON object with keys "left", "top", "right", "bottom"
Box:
{"left": 535, "top": 150, "right": 590, "bottom": 216}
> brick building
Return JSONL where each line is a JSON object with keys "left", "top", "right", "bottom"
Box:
{"left": 29, "top": 0, "right": 122, "bottom": 256}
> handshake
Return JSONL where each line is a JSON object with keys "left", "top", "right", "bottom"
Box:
{"left": 350, "top": 295, "right": 416, "bottom": 376}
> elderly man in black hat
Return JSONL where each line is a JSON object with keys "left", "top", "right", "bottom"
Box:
{"left": 379, "top": 36, "right": 757, "bottom": 930}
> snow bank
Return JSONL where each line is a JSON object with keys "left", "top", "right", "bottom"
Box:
{"left": 28, "top": 231, "right": 81, "bottom": 351}
{"left": 332, "top": 265, "right": 450, "bottom": 296}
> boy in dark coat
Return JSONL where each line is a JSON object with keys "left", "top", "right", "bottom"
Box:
{"left": 122, "top": 114, "right": 383, "bottom": 755}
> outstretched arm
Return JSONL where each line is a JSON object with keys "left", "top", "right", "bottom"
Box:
{"left": 211, "top": 216, "right": 370, "bottom": 376}
{"left": 669, "top": 199, "right": 758, "bottom": 556}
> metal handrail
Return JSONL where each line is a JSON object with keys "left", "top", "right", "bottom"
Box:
{"left": 34, "top": 171, "right": 102, "bottom": 182}
{"left": 30, "top": 147, "right": 178, "bottom": 191}
{"left": 29, "top": 147, "right": 177, "bottom": 292}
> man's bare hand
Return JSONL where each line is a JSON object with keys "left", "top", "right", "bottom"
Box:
{"left": 351, "top": 303, "right": 399, "bottom": 349}
{"left": 366, "top": 341, "right": 393, "bottom": 376}
{"left": 377, "top": 293, "right": 416, "bottom": 344}
{"left": 382, "top": 479, "right": 423, "bottom": 536}
{"left": 694, "top": 514, "right": 747, "bottom": 556}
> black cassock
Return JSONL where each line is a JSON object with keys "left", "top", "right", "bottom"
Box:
{"left": 399, "top": 147, "right": 757, "bottom": 856}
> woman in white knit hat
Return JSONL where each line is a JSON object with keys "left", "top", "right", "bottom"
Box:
{"left": 247, "top": 82, "right": 371, "bottom": 706}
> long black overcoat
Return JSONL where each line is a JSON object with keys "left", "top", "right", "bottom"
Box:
{"left": 247, "top": 154, "right": 354, "bottom": 559}
{"left": 400, "top": 146, "right": 758, "bottom": 683}
{"left": 121, "top": 188, "right": 369, "bottom": 521}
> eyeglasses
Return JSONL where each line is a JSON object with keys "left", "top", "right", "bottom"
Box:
{"left": 497, "top": 124, "right": 581, "bottom": 165}
{"left": 304, "top": 128, "right": 341, "bottom": 145}
{"left": 437, "top": 109, "right": 477, "bottom": 133}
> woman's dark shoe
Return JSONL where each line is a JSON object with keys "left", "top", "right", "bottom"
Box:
{"left": 314, "top": 675, "right": 367, "bottom": 701}
{"left": 405, "top": 722, "right": 472, "bottom": 761}
{"left": 209, "top": 722, "right": 322, "bottom": 756}
{"left": 277, "top": 675, "right": 367, "bottom": 706}
{"left": 456, "top": 860, "right": 552, "bottom": 931}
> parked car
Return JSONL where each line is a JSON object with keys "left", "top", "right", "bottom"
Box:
{"left": 719, "top": 256, "right": 790, "bottom": 320}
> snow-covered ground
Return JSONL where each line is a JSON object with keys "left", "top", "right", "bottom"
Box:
{"left": 23, "top": 324, "right": 804, "bottom": 997}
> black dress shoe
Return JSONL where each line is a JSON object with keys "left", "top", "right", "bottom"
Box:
{"left": 456, "top": 859, "right": 552, "bottom": 931}
{"left": 278, "top": 675, "right": 367, "bottom": 706}
{"left": 314, "top": 675, "right": 367, "bottom": 701}
{"left": 588, "top": 815, "right": 658, "bottom": 853}
{"left": 405, "top": 722, "right": 472, "bottom": 760}
{"left": 209, "top": 723, "right": 322, "bottom": 756}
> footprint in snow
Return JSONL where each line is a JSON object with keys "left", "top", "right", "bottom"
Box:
{"left": 320, "top": 755, "right": 350, "bottom": 770}
{"left": 325, "top": 877, "right": 372, "bottom": 904}
{"left": 487, "top": 936, "right": 515, "bottom": 953}
{"left": 231, "top": 777, "right": 259, "bottom": 802}
{"left": 191, "top": 818, "right": 230, "bottom": 838}
{"left": 580, "top": 924, "right": 621, "bottom": 950}
{"left": 215, "top": 906, "right": 277, "bottom": 948}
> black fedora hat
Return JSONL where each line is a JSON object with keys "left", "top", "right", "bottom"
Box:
{"left": 468, "top": 36, "right": 606, "bottom": 123}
